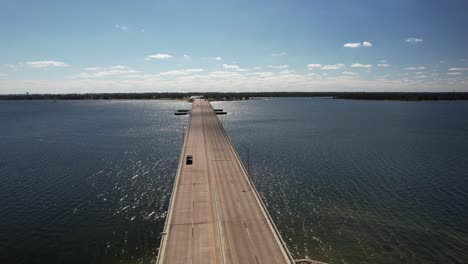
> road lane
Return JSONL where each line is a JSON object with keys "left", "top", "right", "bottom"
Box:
{"left": 158, "top": 99, "right": 292, "bottom": 264}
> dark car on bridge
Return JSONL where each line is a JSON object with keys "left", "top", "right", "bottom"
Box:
{"left": 186, "top": 155, "right": 193, "bottom": 165}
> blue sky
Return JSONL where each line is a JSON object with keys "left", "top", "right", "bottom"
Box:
{"left": 1, "top": 0, "right": 468, "bottom": 93}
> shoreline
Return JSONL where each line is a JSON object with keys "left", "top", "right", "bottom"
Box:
{"left": 1, "top": 92, "right": 468, "bottom": 101}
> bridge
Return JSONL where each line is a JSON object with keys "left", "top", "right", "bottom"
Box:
{"left": 157, "top": 99, "right": 323, "bottom": 264}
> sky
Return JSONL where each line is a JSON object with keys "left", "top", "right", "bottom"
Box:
{"left": 1, "top": 0, "right": 468, "bottom": 94}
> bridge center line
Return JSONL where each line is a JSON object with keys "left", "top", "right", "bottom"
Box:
{"left": 202, "top": 102, "right": 227, "bottom": 264}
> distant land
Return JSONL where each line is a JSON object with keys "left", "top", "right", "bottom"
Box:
{"left": 1, "top": 92, "right": 468, "bottom": 101}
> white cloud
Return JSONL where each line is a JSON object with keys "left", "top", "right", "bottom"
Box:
{"left": 377, "top": 64, "right": 390, "bottom": 67}
{"left": 121, "top": 74, "right": 155, "bottom": 79}
{"left": 86, "top": 67, "right": 104, "bottom": 71}
{"left": 75, "top": 70, "right": 138, "bottom": 78}
{"left": 405, "top": 66, "right": 426, "bottom": 70}
{"left": 307, "top": 64, "right": 322, "bottom": 69}
{"left": 70, "top": 66, "right": 138, "bottom": 78}
{"left": 115, "top": 24, "right": 127, "bottom": 30}
{"left": 26, "top": 61, "right": 69, "bottom": 68}
{"left": 344, "top": 43, "right": 361, "bottom": 48}
{"left": 405, "top": 37, "right": 424, "bottom": 43}
{"left": 147, "top": 53, "right": 173, "bottom": 60}
{"left": 85, "top": 65, "right": 128, "bottom": 71}
{"left": 448, "top": 67, "right": 468, "bottom": 71}
{"left": 246, "top": 72, "right": 274, "bottom": 77}
{"left": 344, "top": 41, "right": 372, "bottom": 48}
{"left": 267, "top": 65, "right": 289, "bottom": 69}
{"left": 222, "top": 64, "right": 240, "bottom": 70}
{"left": 447, "top": 72, "right": 462, "bottom": 75}
{"left": 272, "top": 52, "right": 287, "bottom": 57}
{"left": 4, "top": 71, "right": 468, "bottom": 94}
{"left": 253, "top": 67, "right": 262, "bottom": 70}
{"left": 279, "top": 70, "right": 294, "bottom": 75}
{"left": 110, "top": 65, "right": 128, "bottom": 70}
{"left": 321, "top": 64, "right": 345, "bottom": 70}
{"left": 183, "top": 54, "right": 190, "bottom": 59}
{"left": 342, "top": 71, "right": 357, "bottom": 75}
{"left": 222, "top": 64, "right": 247, "bottom": 71}
{"left": 159, "top": 68, "right": 204, "bottom": 76}
{"left": 3, "top": 64, "right": 16, "bottom": 69}
{"left": 351, "top": 63, "right": 373, "bottom": 68}
{"left": 215, "top": 57, "right": 222, "bottom": 61}
{"left": 208, "top": 71, "right": 244, "bottom": 78}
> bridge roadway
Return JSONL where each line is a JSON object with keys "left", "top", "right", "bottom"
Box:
{"left": 157, "top": 99, "right": 292, "bottom": 264}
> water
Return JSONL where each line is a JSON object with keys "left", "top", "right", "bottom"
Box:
{"left": 0, "top": 100, "right": 190, "bottom": 264}
{"left": 213, "top": 98, "right": 468, "bottom": 264}
{"left": 1, "top": 98, "right": 468, "bottom": 263}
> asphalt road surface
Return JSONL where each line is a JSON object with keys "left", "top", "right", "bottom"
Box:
{"left": 157, "top": 99, "right": 291, "bottom": 264}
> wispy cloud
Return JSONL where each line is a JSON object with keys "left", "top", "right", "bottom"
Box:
{"left": 147, "top": 53, "right": 173, "bottom": 60}
{"left": 86, "top": 65, "right": 129, "bottom": 71}
{"left": 5, "top": 71, "right": 467, "bottom": 94}
{"left": 215, "top": 57, "right": 222, "bottom": 61}
{"left": 26, "top": 61, "right": 69, "bottom": 68}
{"left": 405, "top": 66, "right": 426, "bottom": 70}
{"left": 267, "top": 65, "right": 289, "bottom": 69}
{"left": 115, "top": 24, "right": 127, "bottom": 30}
{"left": 321, "top": 64, "right": 345, "bottom": 70}
{"left": 344, "top": 41, "right": 373, "bottom": 48}
{"left": 222, "top": 64, "right": 247, "bottom": 71}
{"left": 307, "top": 64, "right": 322, "bottom": 70}
{"left": 111, "top": 65, "right": 127, "bottom": 70}
{"left": 351, "top": 63, "right": 372, "bottom": 68}
{"left": 160, "top": 68, "right": 203, "bottom": 76}
{"left": 70, "top": 65, "right": 138, "bottom": 78}
{"left": 447, "top": 72, "right": 462, "bottom": 75}
{"left": 279, "top": 70, "right": 294, "bottom": 75}
{"left": 272, "top": 52, "right": 287, "bottom": 57}
{"left": 222, "top": 64, "right": 240, "bottom": 70}
{"left": 342, "top": 71, "right": 357, "bottom": 75}
{"left": 246, "top": 72, "right": 273, "bottom": 77}
{"left": 405, "top": 37, "right": 424, "bottom": 43}
{"left": 3, "top": 64, "right": 16, "bottom": 69}
{"left": 183, "top": 54, "right": 190, "bottom": 59}
{"left": 448, "top": 67, "right": 468, "bottom": 71}
{"left": 208, "top": 71, "right": 244, "bottom": 78}
{"left": 377, "top": 64, "right": 390, "bottom": 67}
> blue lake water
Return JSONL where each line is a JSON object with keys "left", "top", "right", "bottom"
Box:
{"left": 1, "top": 98, "right": 467, "bottom": 263}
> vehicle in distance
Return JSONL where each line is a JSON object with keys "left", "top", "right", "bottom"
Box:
{"left": 186, "top": 155, "right": 193, "bottom": 165}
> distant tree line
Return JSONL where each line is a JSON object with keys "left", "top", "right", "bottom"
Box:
{"left": 1, "top": 92, "right": 467, "bottom": 101}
